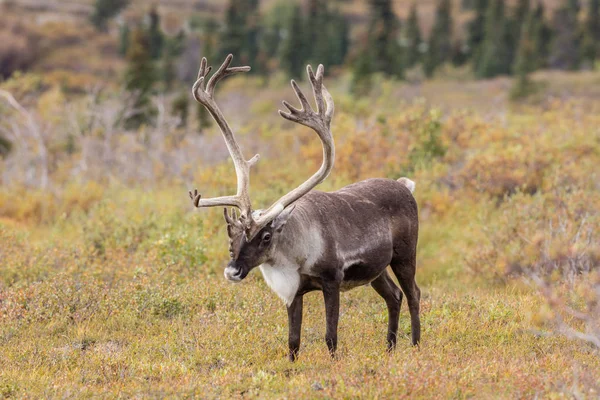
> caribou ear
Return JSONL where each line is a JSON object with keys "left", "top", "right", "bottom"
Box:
{"left": 271, "top": 205, "right": 296, "bottom": 232}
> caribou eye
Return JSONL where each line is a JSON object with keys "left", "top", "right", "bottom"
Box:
{"left": 262, "top": 232, "right": 272, "bottom": 243}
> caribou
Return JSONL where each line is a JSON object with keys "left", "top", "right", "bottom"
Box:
{"left": 189, "top": 55, "right": 420, "bottom": 360}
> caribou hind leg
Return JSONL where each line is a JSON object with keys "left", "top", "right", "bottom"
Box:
{"left": 371, "top": 270, "right": 403, "bottom": 351}
{"left": 321, "top": 278, "right": 341, "bottom": 358}
{"left": 390, "top": 257, "right": 421, "bottom": 346}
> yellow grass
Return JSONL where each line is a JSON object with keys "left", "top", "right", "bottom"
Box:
{"left": 1, "top": 67, "right": 600, "bottom": 397}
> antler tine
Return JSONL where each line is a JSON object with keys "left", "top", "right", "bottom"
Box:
{"left": 248, "top": 64, "right": 335, "bottom": 239}
{"left": 307, "top": 64, "right": 325, "bottom": 115}
{"left": 189, "top": 55, "right": 258, "bottom": 221}
{"left": 291, "top": 80, "right": 311, "bottom": 111}
{"left": 223, "top": 208, "right": 236, "bottom": 225}
{"left": 206, "top": 54, "right": 251, "bottom": 96}
{"left": 197, "top": 57, "right": 211, "bottom": 80}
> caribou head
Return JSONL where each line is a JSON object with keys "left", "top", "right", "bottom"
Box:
{"left": 188, "top": 54, "right": 334, "bottom": 282}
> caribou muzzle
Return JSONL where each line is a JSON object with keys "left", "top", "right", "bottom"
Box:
{"left": 224, "top": 261, "right": 249, "bottom": 282}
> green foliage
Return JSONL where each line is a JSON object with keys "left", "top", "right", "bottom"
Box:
{"left": 161, "top": 51, "right": 176, "bottom": 92}
{"left": 504, "top": 0, "right": 530, "bottom": 70}
{"left": 160, "top": 32, "right": 184, "bottom": 91}
{"left": 549, "top": 0, "right": 582, "bottom": 70}
{"left": 367, "top": 0, "right": 404, "bottom": 77}
{"left": 195, "top": 18, "right": 219, "bottom": 65}
{"left": 511, "top": 11, "right": 538, "bottom": 99}
{"left": 403, "top": 3, "right": 423, "bottom": 68}
{"left": 424, "top": 0, "right": 453, "bottom": 77}
{"left": 304, "top": 0, "right": 349, "bottom": 69}
{"left": 147, "top": 6, "right": 164, "bottom": 60}
{"left": 530, "top": 2, "right": 552, "bottom": 69}
{"left": 476, "top": 0, "right": 511, "bottom": 78}
{"left": 467, "top": 0, "right": 489, "bottom": 69}
{"left": 90, "top": 0, "right": 128, "bottom": 31}
{"left": 352, "top": 0, "right": 403, "bottom": 90}
{"left": 259, "top": 1, "right": 293, "bottom": 60}
{"left": 220, "top": 0, "right": 261, "bottom": 71}
{"left": 123, "top": 27, "right": 157, "bottom": 129}
{"left": 350, "top": 40, "right": 375, "bottom": 95}
{"left": 407, "top": 110, "right": 446, "bottom": 170}
{"left": 582, "top": 0, "right": 600, "bottom": 67}
{"left": 171, "top": 90, "right": 189, "bottom": 128}
{"left": 82, "top": 201, "right": 157, "bottom": 258}
{"left": 220, "top": 1, "right": 245, "bottom": 59}
{"left": 327, "top": 7, "right": 350, "bottom": 67}
{"left": 118, "top": 23, "right": 130, "bottom": 57}
{"left": 279, "top": 4, "right": 306, "bottom": 79}
{"left": 155, "top": 221, "right": 207, "bottom": 271}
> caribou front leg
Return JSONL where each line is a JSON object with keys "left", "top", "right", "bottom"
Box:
{"left": 287, "top": 294, "right": 303, "bottom": 361}
{"left": 322, "top": 276, "right": 341, "bottom": 358}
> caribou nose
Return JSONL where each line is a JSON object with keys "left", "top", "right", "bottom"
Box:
{"left": 224, "top": 262, "right": 243, "bottom": 282}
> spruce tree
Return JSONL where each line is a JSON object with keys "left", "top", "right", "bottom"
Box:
{"left": 366, "top": 0, "right": 404, "bottom": 77}
{"left": 161, "top": 48, "right": 176, "bottom": 91}
{"left": 200, "top": 19, "right": 219, "bottom": 65}
{"left": 160, "top": 31, "right": 185, "bottom": 91}
{"left": 304, "top": 0, "right": 349, "bottom": 69}
{"left": 219, "top": 0, "right": 261, "bottom": 71}
{"left": 172, "top": 90, "right": 189, "bottom": 129}
{"left": 91, "top": 0, "right": 128, "bottom": 31}
{"left": 514, "top": 0, "right": 530, "bottom": 37}
{"left": 259, "top": 1, "right": 295, "bottom": 69}
{"left": 404, "top": 2, "right": 423, "bottom": 68}
{"left": 351, "top": 38, "right": 376, "bottom": 94}
{"left": 306, "top": 0, "right": 330, "bottom": 67}
{"left": 244, "top": 0, "right": 261, "bottom": 69}
{"left": 451, "top": 38, "right": 469, "bottom": 65}
{"left": 119, "top": 23, "right": 130, "bottom": 57}
{"left": 467, "top": 0, "right": 488, "bottom": 69}
{"left": 279, "top": 5, "right": 307, "bottom": 78}
{"left": 351, "top": 0, "right": 402, "bottom": 91}
{"left": 329, "top": 9, "right": 350, "bottom": 67}
{"left": 476, "top": 0, "right": 511, "bottom": 78}
{"left": 549, "top": 0, "right": 582, "bottom": 70}
{"left": 124, "top": 27, "right": 157, "bottom": 129}
{"left": 148, "top": 6, "right": 164, "bottom": 60}
{"left": 220, "top": 0, "right": 246, "bottom": 60}
{"left": 506, "top": 0, "right": 530, "bottom": 70}
{"left": 531, "top": 2, "right": 552, "bottom": 69}
{"left": 582, "top": 0, "right": 600, "bottom": 68}
{"left": 424, "top": 0, "right": 453, "bottom": 77}
{"left": 511, "top": 11, "right": 537, "bottom": 98}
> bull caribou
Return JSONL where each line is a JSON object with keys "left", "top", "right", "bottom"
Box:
{"left": 189, "top": 55, "right": 420, "bottom": 360}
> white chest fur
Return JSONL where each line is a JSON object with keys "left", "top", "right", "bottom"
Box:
{"left": 259, "top": 263, "right": 300, "bottom": 306}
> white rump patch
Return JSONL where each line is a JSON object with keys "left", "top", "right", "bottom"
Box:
{"left": 398, "top": 177, "right": 416, "bottom": 193}
{"left": 259, "top": 263, "right": 300, "bottom": 306}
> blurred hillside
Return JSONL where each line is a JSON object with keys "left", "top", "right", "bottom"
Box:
{"left": 1, "top": 0, "right": 600, "bottom": 192}
{"left": 3, "top": 0, "right": 599, "bottom": 88}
